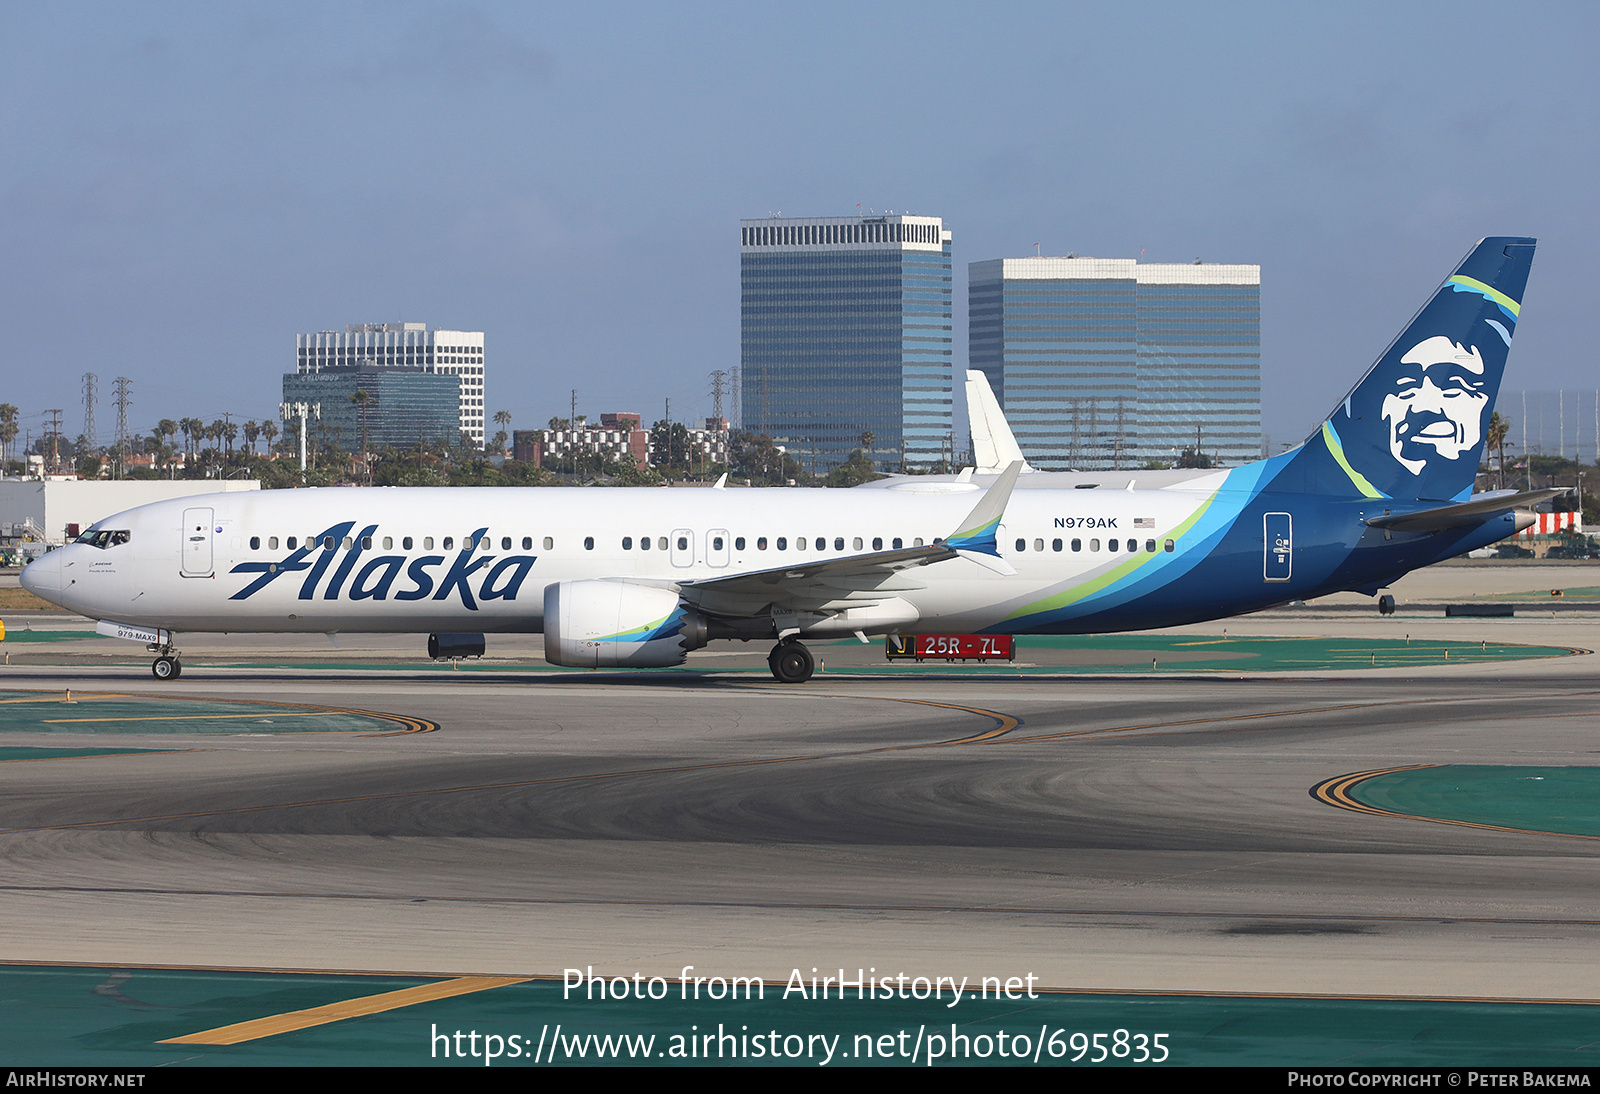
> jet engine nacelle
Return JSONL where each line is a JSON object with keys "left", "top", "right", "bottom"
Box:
{"left": 542, "top": 580, "right": 709, "bottom": 668}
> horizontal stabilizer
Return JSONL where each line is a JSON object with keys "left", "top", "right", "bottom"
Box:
{"left": 1364, "top": 488, "right": 1570, "bottom": 533}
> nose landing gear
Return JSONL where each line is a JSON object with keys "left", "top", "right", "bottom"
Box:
{"left": 768, "top": 639, "right": 814, "bottom": 684}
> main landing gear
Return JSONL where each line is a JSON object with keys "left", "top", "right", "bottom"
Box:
{"left": 149, "top": 642, "right": 182, "bottom": 680}
{"left": 767, "top": 639, "right": 814, "bottom": 684}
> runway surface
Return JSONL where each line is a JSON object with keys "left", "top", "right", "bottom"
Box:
{"left": 2, "top": 610, "right": 1599, "bottom": 1011}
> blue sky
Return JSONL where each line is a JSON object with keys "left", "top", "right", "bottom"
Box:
{"left": 2, "top": 2, "right": 1595, "bottom": 453}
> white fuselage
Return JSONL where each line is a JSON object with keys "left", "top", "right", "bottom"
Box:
{"left": 26, "top": 480, "right": 1226, "bottom": 637}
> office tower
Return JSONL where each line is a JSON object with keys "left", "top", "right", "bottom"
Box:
{"left": 295, "top": 323, "right": 486, "bottom": 447}
{"left": 741, "top": 215, "right": 953, "bottom": 473}
{"left": 281, "top": 364, "right": 461, "bottom": 451}
{"left": 969, "top": 257, "right": 1261, "bottom": 469}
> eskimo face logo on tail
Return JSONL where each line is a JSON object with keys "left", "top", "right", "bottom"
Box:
{"left": 228, "top": 523, "right": 539, "bottom": 609}
{"left": 1381, "top": 336, "right": 1490, "bottom": 475}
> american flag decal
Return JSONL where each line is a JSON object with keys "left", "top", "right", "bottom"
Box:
{"left": 1134, "top": 517, "right": 1155, "bottom": 528}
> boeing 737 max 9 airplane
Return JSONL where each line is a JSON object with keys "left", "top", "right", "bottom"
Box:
{"left": 22, "top": 238, "right": 1556, "bottom": 683}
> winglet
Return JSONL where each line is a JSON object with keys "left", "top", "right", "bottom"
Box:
{"left": 945, "top": 460, "right": 1022, "bottom": 570}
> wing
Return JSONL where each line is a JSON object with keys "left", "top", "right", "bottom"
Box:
{"left": 678, "top": 462, "right": 1023, "bottom": 618}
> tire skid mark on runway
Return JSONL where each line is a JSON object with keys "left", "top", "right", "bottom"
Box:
{"left": 803, "top": 693, "right": 1022, "bottom": 746}
{"left": 7, "top": 883, "right": 1600, "bottom": 929}
{"left": 1002, "top": 689, "right": 1600, "bottom": 745}
{"left": 1313, "top": 765, "right": 1600, "bottom": 842}
{"left": 0, "top": 695, "right": 1019, "bottom": 834}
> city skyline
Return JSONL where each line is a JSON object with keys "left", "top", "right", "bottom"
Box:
{"left": 1, "top": 5, "right": 1595, "bottom": 458}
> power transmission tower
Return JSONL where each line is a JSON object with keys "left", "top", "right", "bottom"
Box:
{"left": 709, "top": 370, "right": 728, "bottom": 423}
{"left": 1113, "top": 395, "right": 1127, "bottom": 470}
{"left": 730, "top": 365, "right": 741, "bottom": 430}
{"left": 81, "top": 373, "right": 98, "bottom": 452}
{"left": 112, "top": 377, "right": 131, "bottom": 479}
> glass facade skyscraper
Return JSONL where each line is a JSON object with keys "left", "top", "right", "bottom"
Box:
{"left": 281, "top": 364, "right": 461, "bottom": 451}
{"left": 969, "top": 256, "right": 1260, "bottom": 469}
{"left": 296, "top": 323, "right": 486, "bottom": 447}
{"left": 741, "top": 215, "right": 953, "bottom": 472}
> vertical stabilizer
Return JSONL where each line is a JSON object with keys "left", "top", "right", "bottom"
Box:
{"left": 1278, "top": 237, "right": 1535, "bottom": 502}
{"left": 965, "top": 370, "right": 1033, "bottom": 474}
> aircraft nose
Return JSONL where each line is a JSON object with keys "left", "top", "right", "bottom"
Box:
{"left": 19, "top": 551, "right": 61, "bottom": 600}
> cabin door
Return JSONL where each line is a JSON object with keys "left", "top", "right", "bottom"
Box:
{"left": 181, "top": 507, "right": 214, "bottom": 577}
{"left": 1263, "top": 512, "right": 1292, "bottom": 582}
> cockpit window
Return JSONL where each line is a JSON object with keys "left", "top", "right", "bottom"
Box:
{"left": 74, "top": 529, "right": 130, "bottom": 549}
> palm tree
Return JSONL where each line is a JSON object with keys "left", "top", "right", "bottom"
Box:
{"left": 1487, "top": 411, "right": 1511, "bottom": 490}
{"left": 0, "top": 404, "right": 19, "bottom": 468}
{"left": 261, "top": 419, "right": 278, "bottom": 454}
{"left": 494, "top": 410, "right": 512, "bottom": 454}
{"left": 351, "top": 389, "right": 375, "bottom": 472}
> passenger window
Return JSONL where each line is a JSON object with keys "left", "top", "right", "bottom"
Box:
{"left": 712, "top": 536, "right": 724, "bottom": 550}
{"left": 735, "top": 537, "right": 745, "bottom": 550}
{"left": 544, "top": 537, "right": 553, "bottom": 550}
{"left": 834, "top": 537, "right": 844, "bottom": 551}
{"left": 342, "top": 536, "right": 353, "bottom": 549}
{"left": 383, "top": 537, "right": 393, "bottom": 550}
{"left": 1015, "top": 539, "right": 1026, "bottom": 552}
{"left": 757, "top": 537, "right": 768, "bottom": 550}
{"left": 1108, "top": 539, "right": 1119, "bottom": 552}
{"left": 1072, "top": 538, "right": 1081, "bottom": 551}
{"left": 776, "top": 537, "right": 787, "bottom": 550}
{"left": 1052, "top": 539, "right": 1062, "bottom": 552}
{"left": 250, "top": 536, "right": 260, "bottom": 550}
{"left": 1145, "top": 539, "right": 1156, "bottom": 553}
{"left": 1090, "top": 539, "right": 1101, "bottom": 552}
{"left": 443, "top": 537, "right": 453, "bottom": 550}
{"left": 795, "top": 537, "right": 805, "bottom": 552}
{"left": 676, "top": 536, "right": 687, "bottom": 550}
{"left": 1033, "top": 538, "right": 1044, "bottom": 552}
{"left": 657, "top": 537, "right": 667, "bottom": 550}
{"left": 623, "top": 537, "right": 633, "bottom": 550}
{"left": 1164, "top": 539, "right": 1175, "bottom": 553}
{"left": 523, "top": 537, "right": 533, "bottom": 550}
{"left": 640, "top": 536, "right": 651, "bottom": 551}
{"left": 324, "top": 537, "right": 336, "bottom": 551}
{"left": 913, "top": 538, "right": 924, "bottom": 547}
{"left": 892, "top": 538, "right": 903, "bottom": 549}
{"left": 501, "top": 537, "right": 511, "bottom": 550}
{"left": 361, "top": 536, "right": 371, "bottom": 550}
{"left": 584, "top": 536, "right": 595, "bottom": 550}
{"left": 403, "top": 537, "right": 413, "bottom": 550}
{"left": 287, "top": 537, "right": 297, "bottom": 549}
{"left": 873, "top": 537, "right": 883, "bottom": 550}
{"left": 424, "top": 537, "right": 434, "bottom": 550}
{"left": 268, "top": 537, "right": 278, "bottom": 550}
